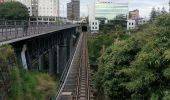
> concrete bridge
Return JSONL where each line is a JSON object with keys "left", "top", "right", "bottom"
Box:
{"left": 0, "top": 20, "right": 81, "bottom": 74}
{"left": 0, "top": 20, "right": 93, "bottom": 100}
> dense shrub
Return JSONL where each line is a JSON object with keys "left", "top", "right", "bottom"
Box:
{"left": 91, "top": 14, "right": 170, "bottom": 99}
{"left": 0, "top": 45, "right": 58, "bottom": 100}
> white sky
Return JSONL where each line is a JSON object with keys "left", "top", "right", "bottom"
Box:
{"left": 60, "top": 0, "right": 170, "bottom": 18}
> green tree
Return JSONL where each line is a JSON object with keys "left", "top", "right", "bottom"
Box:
{"left": 156, "top": 7, "right": 161, "bottom": 16}
{"left": 150, "top": 7, "right": 157, "bottom": 21}
{"left": 161, "top": 7, "right": 167, "bottom": 15}
{"left": 93, "top": 14, "right": 170, "bottom": 99}
{"left": 0, "top": 2, "right": 29, "bottom": 20}
{"left": 0, "top": 45, "right": 59, "bottom": 99}
{"left": 115, "top": 14, "right": 127, "bottom": 20}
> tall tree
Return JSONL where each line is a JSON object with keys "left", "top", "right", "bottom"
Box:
{"left": 0, "top": 2, "right": 29, "bottom": 20}
{"left": 156, "top": 7, "right": 161, "bottom": 16}
{"left": 150, "top": 7, "right": 157, "bottom": 21}
{"left": 161, "top": 7, "right": 167, "bottom": 14}
{"left": 93, "top": 14, "right": 170, "bottom": 100}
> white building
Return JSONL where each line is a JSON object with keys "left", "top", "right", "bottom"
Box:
{"left": 138, "top": 18, "right": 149, "bottom": 25}
{"left": 127, "top": 20, "right": 136, "bottom": 30}
{"left": 90, "top": 20, "right": 99, "bottom": 33}
{"left": 15, "top": 0, "right": 59, "bottom": 17}
{"left": 38, "top": 0, "right": 59, "bottom": 16}
{"left": 88, "top": 0, "right": 100, "bottom": 33}
{"left": 88, "top": 0, "right": 129, "bottom": 33}
{"left": 127, "top": 18, "right": 150, "bottom": 30}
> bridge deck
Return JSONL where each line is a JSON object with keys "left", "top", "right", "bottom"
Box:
{"left": 0, "top": 24, "right": 78, "bottom": 46}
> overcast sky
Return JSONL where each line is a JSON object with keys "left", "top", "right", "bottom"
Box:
{"left": 60, "top": 0, "right": 169, "bottom": 18}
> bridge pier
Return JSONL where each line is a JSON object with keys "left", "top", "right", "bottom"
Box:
{"left": 11, "top": 26, "right": 81, "bottom": 77}
{"left": 70, "top": 34, "right": 75, "bottom": 58}
{"left": 38, "top": 54, "right": 45, "bottom": 71}
{"left": 59, "top": 38, "right": 68, "bottom": 76}
{"left": 21, "top": 44, "right": 28, "bottom": 70}
{"left": 66, "top": 37, "right": 70, "bottom": 61}
{"left": 49, "top": 48, "right": 55, "bottom": 75}
{"left": 56, "top": 45, "right": 60, "bottom": 74}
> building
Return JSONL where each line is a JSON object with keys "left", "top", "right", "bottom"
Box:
{"left": 31, "top": 0, "right": 38, "bottom": 16}
{"left": 127, "top": 9, "right": 149, "bottom": 30}
{"left": 72, "top": 0, "right": 80, "bottom": 20}
{"left": 7, "top": 0, "right": 59, "bottom": 17}
{"left": 127, "top": 20, "right": 136, "bottom": 30}
{"left": 4, "top": 0, "right": 60, "bottom": 24}
{"left": 67, "top": 0, "right": 80, "bottom": 20}
{"left": 90, "top": 20, "right": 99, "bottom": 33}
{"left": 127, "top": 18, "right": 149, "bottom": 30}
{"left": 95, "top": 2, "right": 129, "bottom": 20}
{"left": 67, "top": 2, "right": 72, "bottom": 20}
{"left": 88, "top": 0, "right": 129, "bottom": 32}
{"left": 38, "top": 0, "right": 59, "bottom": 16}
{"left": 129, "top": 9, "right": 139, "bottom": 20}
{"left": 138, "top": 18, "right": 149, "bottom": 25}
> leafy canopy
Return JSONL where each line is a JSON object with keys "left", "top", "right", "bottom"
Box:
{"left": 0, "top": 2, "right": 29, "bottom": 20}
{"left": 92, "top": 14, "right": 170, "bottom": 99}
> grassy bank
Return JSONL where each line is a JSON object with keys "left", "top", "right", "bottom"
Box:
{"left": 0, "top": 45, "right": 59, "bottom": 100}
{"left": 9, "top": 67, "right": 58, "bottom": 100}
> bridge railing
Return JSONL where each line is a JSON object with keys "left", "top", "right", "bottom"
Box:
{"left": 54, "top": 33, "right": 83, "bottom": 100}
{"left": 0, "top": 20, "right": 78, "bottom": 43}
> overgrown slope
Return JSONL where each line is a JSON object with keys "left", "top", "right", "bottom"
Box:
{"left": 89, "top": 14, "right": 170, "bottom": 100}
{"left": 0, "top": 45, "right": 59, "bottom": 100}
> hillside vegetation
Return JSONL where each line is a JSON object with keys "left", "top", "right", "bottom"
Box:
{"left": 89, "top": 14, "right": 170, "bottom": 100}
{"left": 0, "top": 45, "right": 58, "bottom": 100}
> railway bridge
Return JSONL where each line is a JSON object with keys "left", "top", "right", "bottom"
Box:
{"left": 0, "top": 20, "right": 93, "bottom": 100}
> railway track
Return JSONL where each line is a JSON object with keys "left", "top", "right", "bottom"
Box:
{"left": 56, "top": 33, "right": 93, "bottom": 100}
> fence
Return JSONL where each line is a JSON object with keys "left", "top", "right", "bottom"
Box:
{"left": 0, "top": 20, "right": 78, "bottom": 42}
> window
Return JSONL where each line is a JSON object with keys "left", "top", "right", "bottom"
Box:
{"left": 95, "top": 22, "right": 97, "bottom": 25}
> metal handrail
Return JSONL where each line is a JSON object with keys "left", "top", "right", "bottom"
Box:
{"left": 60, "top": 48, "right": 76, "bottom": 83}
{"left": 0, "top": 20, "right": 79, "bottom": 44}
{"left": 53, "top": 33, "right": 82, "bottom": 100}
{"left": 60, "top": 33, "right": 81, "bottom": 83}
{"left": 55, "top": 33, "right": 83, "bottom": 100}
